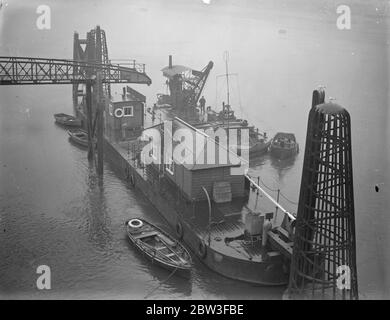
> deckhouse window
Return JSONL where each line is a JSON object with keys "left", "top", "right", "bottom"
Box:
{"left": 123, "top": 106, "right": 134, "bottom": 117}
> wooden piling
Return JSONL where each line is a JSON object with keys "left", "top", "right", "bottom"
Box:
{"left": 86, "top": 80, "right": 94, "bottom": 162}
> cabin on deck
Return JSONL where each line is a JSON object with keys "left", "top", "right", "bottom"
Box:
{"left": 105, "top": 86, "right": 145, "bottom": 142}
{"left": 145, "top": 119, "right": 246, "bottom": 203}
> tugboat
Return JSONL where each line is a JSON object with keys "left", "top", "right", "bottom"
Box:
{"left": 269, "top": 132, "right": 299, "bottom": 159}
{"left": 154, "top": 54, "right": 270, "bottom": 158}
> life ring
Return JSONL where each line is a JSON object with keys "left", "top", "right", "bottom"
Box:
{"left": 114, "top": 108, "right": 124, "bottom": 118}
{"left": 198, "top": 239, "right": 207, "bottom": 259}
{"left": 176, "top": 221, "right": 184, "bottom": 240}
{"left": 128, "top": 218, "right": 143, "bottom": 229}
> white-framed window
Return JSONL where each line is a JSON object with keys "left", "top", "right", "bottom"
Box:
{"left": 123, "top": 106, "right": 134, "bottom": 117}
{"left": 108, "top": 103, "right": 113, "bottom": 116}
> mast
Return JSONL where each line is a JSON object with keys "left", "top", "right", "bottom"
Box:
{"left": 223, "top": 51, "right": 231, "bottom": 130}
{"left": 224, "top": 51, "right": 230, "bottom": 107}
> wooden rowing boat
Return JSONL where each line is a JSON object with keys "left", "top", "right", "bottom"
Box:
{"left": 54, "top": 113, "right": 82, "bottom": 127}
{"left": 125, "top": 218, "right": 192, "bottom": 277}
{"left": 67, "top": 129, "right": 89, "bottom": 148}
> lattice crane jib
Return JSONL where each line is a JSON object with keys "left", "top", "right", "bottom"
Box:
{"left": 163, "top": 57, "right": 213, "bottom": 119}
{"left": 183, "top": 61, "right": 213, "bottom": 108}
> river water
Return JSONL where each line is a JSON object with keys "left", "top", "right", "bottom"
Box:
{"left": 0, "top": 0, "right": 389, "bottom": 299}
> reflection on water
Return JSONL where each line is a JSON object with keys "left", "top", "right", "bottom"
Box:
{"left": 269, "top": 155, "right": 297, "bottom": 181}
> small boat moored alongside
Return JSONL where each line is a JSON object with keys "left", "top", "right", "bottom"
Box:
{"left": 67, "top": 129, "right": 90, "bottom": 148}
{"left": 54, "top": 113, "right": 82, "bottom": 127}
{"left": 125, "top": 218, "right": 192, "bottom": 277}
{"left": 269, "top": 132, "right": 299, "bottom": 160}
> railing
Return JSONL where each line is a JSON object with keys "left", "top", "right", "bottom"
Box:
{"left": 245, "top": 174, "right": 296, "bottom": 222}
{"left": 109, "top": 59, "right": 146, "bottom": 74}
{"left": 0, "top": 56, "right": 151, "bottom": 85}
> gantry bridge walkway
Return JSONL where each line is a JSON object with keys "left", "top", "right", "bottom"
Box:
{"left": 0, "top": 56, "right": 151, "bottom": 85}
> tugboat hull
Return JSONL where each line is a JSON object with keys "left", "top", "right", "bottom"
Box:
{"left": 269, "top": 132, "right": 299, "bottom": 160}
{"left": 269, "top": 145, "right": 298, "bottom": 160}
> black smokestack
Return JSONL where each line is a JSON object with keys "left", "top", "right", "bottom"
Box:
{"left": 169, "top": 55, "right": 172, "bottom": 68}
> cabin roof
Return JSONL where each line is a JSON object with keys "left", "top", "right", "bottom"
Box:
{"left": 111, "top": 86, "right": 146, "bottom": 103}
{"left": 274, "top": 132, "right": 296, "bottom": 141}
{"left": 183, "top": 163, "right": 239, "bottom": 171}
{"left": 145, "top": 118, "right": 244, "bottom": 171}
{"left": 161, "top": 65, "right": 192, "bottom": 78}
{"left": 171, "top": 118, "right": 244, "bottom": 171}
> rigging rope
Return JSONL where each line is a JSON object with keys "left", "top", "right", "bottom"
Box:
{"left": 248, "top": 173, "right": 299, "bottom": 209}
{"left": 279, "top": 191, "right": 299, "bottom": 205}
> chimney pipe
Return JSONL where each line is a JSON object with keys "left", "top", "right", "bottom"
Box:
{"left": 169, "top": 55, "right": 172, "bottom": 69}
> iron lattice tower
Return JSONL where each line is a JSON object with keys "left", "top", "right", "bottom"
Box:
{"left": 288, "top": 89, "right": 358, "bottom": 299}
{"left": 73, "top": 26, "right": 110, "bottom": 111}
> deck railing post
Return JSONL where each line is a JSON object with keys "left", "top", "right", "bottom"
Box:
{"left": 274, "top": 189, "right": 280, "bottom": 225}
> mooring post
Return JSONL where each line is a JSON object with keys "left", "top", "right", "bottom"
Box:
{"left": 86, "top": 79, "right": 94, "bottom": 162}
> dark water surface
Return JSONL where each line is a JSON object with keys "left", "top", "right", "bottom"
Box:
{"left": 0, "top": 0, "right": 389, "bottom": 299}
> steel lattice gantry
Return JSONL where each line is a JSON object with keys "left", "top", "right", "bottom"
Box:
{"left": 0, "top": 50, "right": 151, "bottom": 175}
{"left": 287, "top": 89, "right": 358, "bottom": 300}
{"left": 0, "top": 56, "right": 151, "bottom": 85}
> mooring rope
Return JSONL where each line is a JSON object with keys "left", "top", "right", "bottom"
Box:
{"left": 257, "top": 175, "right": 279, "bottom": 192}
{"left": 144, "top": 267, "right": 178, "bottom": 299}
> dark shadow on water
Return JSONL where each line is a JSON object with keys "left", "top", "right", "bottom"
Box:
{"left": 82, "top": 166, "right": 113, "bottom": 251}
{"left": 249, "top": 153, "right": 268, "bottom": 168}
